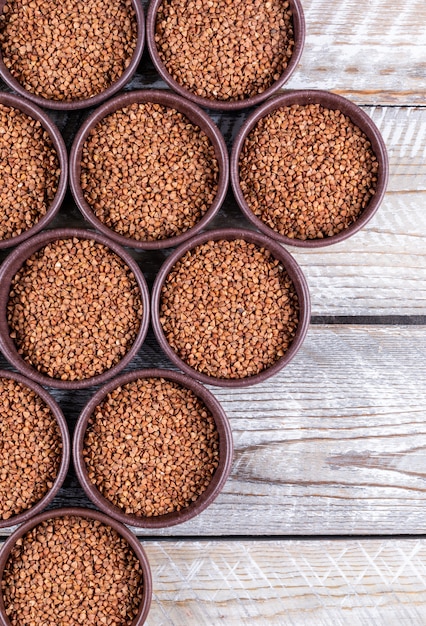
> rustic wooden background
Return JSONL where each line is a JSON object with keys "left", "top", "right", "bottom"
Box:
{"left": 1, "top": 0, "right": 426, "bottom": 623}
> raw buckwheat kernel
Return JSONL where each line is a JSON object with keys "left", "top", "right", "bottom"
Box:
{"left": 160, "top": 239, "right": 300, "bottom": 379}
{"left": 239, "top": 103, "right": 379, "bottom": 240}
{"left": 1, "top": 516, "right": 144, "bottom": 625}
{"left": 80, "top": 102, "right": 219, "bottom": 242}
{"left": 0, "top": 377, "right": 62, "bottom": 521}
{"left": 7, "top": 238, "right": 143, "bottom": 381}
{"left": 0, "top": 104, "right": 59, "bottom": 241}
{"left": 83, "top": 377, "right": 220, "bottom": 517}
{"left": 0, "top": 0, "right": 137, "bottom": 102}
{"left": 154, "top": 0, "right": 295, "bottom": 102}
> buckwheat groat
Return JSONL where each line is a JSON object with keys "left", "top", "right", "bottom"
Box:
{"left": 0, "top": 0, "right": 137, "bottom": 101}
{"left": 160, "top": 238, "right": 300, "bottom": 379}
{"left": 154, "top": 0, "right": 295, "bottom": 102}
{"left": 239, "top": 103, "right": 379, "bottom": 240}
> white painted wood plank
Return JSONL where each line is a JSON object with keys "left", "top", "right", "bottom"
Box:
{"left": 110, "top": 325, "right": 426, "bottom": 538}
{"left": 290, "top": 106, "right": 426, "bottom": 316}
{"left": 143, "top": 539, "right": 426, "bottom": 625}
{"left": 285, "top": 0, "right": 426, "bottom": 105}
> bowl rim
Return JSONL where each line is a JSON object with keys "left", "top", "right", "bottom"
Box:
{"left": 0, "top": 92, "right": 68, "bottom": 249}
{"left": 230, "top": 89, "right": 390, "bottom": 248}
{"left": 0, "top": 369, "right": 70, "bottom": 529}
{"left": 0, "top": 0, "right": 145, "bottom": 111}
{"left": 69, "top": 88, "right": 229, "bottom": 250}
{"left": 0, "top": 227, "right": 150, "bottom": 390}
{"left": 73, "top": 367, "right": 234, "bottom": 528}
{"left": 0, "top": 506, "right": 152, "bottom": 626}
{"left": 146, "top": 0, "right": 305, "bottom": 111}
{"left": 151, "top": 227, "right": 311, "bottom": 388}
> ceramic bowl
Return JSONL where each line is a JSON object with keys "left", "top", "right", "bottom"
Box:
{"left": 0, "top": 507, "right": 152, "bottom": 625}
{"left": 0, "top": 370, "right": 70, "bottom": 529}
{"left": 231, "top": 90, "right": 389, "bottom": 247}
{"left": 73, "top": 368, "right": 233, "bottom": 528}
{"left": 0, "top": 93, "right": 67, "bottom": 249}
{"left": 69, "top": 89, "right": 229, "bottom": 249}
{"left": 151, "top": 228, "right": 311, "bottom": 387}
{"left": 0, "top": 228, "right": 150, "bottom": 389}
{"left": 0, "top": 0, "right": 145, "bottom": 110}
{"left": 146, "top": 0, "right": 305, "bottom": 111}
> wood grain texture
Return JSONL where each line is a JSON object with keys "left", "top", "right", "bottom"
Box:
{"left": 286, "top": 0, "right": 426, "bottom": 105}
{"left": 129, "top": 325, "right": 425, "bottom": 537}
{"left": 142, "top": 539, "right": 426, "bottom": 625}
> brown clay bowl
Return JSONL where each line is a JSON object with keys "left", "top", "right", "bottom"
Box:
{"left": 146, "top": 0, "right": 305, "bottom": 111}
{"left": 0, "top": 507, "right": 152, "bottom": 625}
{"left": 73, "top": 368, "right": 234, "bottom": 528}
{"left": 0, "top": 0, "right": 145, "bottom": 110}
{"left": 0, "top": 93, "right": 67, "bottom": 249}
{"left": 0, "top": 228, "right": 150, "bottom": 389}
{"left": 69, "top": 89, "right": 229, "bottom": 249}
{"left": 231, "top": 90, "right": 389, "bottom": 247}
{"left": 151, "top": 228, "right": 311, "bottom": 388}
{"left": 0, "top": 370, "right": 70, "bottom": 529}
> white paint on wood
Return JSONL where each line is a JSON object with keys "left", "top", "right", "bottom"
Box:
{"left": 112, "top": 326, "right": 426, "bottom": 538}
{"left": 285, "top": 0, "right": 426, "bottom": 105}
{"left": 143, "top": 539, "right": 426, "bottom": 625}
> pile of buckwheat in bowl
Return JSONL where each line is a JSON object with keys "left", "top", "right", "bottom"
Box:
{"left": 0, "top": 371, "right": 69, "bottom": 528}
{"left": 0, "top": 228, "right": 150, "bottom": 389}
{"left": 0, "top": 0, "right": 145, "bottom": 109}
{"left": 70, "top": 90, "right": 229, "bottom": 249}
{"left": 152, "top": 228, "right": 311, "bottom": 388}
{"left": 0, "top": 93, "right": 67, "bottom": 248}
{"left": 0, "top": 508, "right": 152, "bottom": 625}
{"left": 231, "top": 90, "right": 389, "bottom": 247}
{"left": 73, "top": 369, "right": 233, "bottom": 527}
{"left": 147, "top": 0, "right": 305, "bottom": 110}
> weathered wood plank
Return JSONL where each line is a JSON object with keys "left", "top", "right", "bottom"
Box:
{"left": 141, "top": 539, "right": 426, "bottom": 625}
{"left": 2, "top": 325, "right": 423, "bottom": 538}
{"left": 150, "top": 325, "right": 426, "bottom": 537}
{"left": 286, "top": 0, "right": 426, "bottom": 105}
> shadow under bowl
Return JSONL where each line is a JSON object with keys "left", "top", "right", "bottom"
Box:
{"left": 0, "top": 93, "right": 67, "bottom": 249}
{"left": 0, "top": 370, "right": 70, "bottom": 529}
{"left": 146, "top": 0, "right": 305, "bottom": 111}
{"left": 151, "top": 228, "right": 311, "bottom": 388}
{"left": 0, "top": 0, "right": 145, "bottom": 110}
{"left": 73, "top": 368, "right": 234, "bottom": 528}
{"left": 0, "top": 228, "right": 150, "bottom": 390}
{"left": 231, "top": 89, "right": 389, "bottom": 248}
{"left": 0, "top": 507, "right": 152, "bottom": 626}
{"left": 69, "top": 89, "right": 229, "bottom": 250}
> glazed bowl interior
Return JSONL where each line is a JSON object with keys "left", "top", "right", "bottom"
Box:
{"left": 146, "top": 0, "right": 305, "bottom": 111}
{"left": 151, "top": 228, "right": 311, "bottom": 388}
{"left": 0, "top": 370, "right": 70, "bottom": 529}
{"left": 231, "top": 89, "right": 389, "bottom": 248}
{"left": 0, "top": 507, "right": 152, "bottom": 626}
{"left": 0, "top": 0, "right": 145, "bottom": 110}
{"left": 0, "top": 93, "right": 67, "bottom": 249}
{"left": 0, "top": 228, "right": 150, "bottom": 390}
{"left": 69, "top": 89, "right": 229, "bottom": 249}
{"left": 73, "top": 368, "right": 234, "bottom": 528}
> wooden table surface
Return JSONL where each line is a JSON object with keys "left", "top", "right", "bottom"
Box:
{"left": 1, "top": 0, "right": 426, "bottom": 623}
